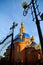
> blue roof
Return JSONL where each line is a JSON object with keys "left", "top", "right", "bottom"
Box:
{"left": 15, "top": 33, "right": 30, "bottom": 39}
{"left": 15, "top": 34, "right": 19, "bottom": 39}
{"left": 23, "top": 33, "right": 30, "bottom": 38}
{"left": 31, "top": 42, "right": 37, "bottom": 46}
{"left": 16, "top": 39, "right": 24, "bottom": 43}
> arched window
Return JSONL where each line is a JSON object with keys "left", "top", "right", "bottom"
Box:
{"left": 17, "top": 45, "right": 20, "bottom": 53}
{"left": 38, "top": 53, "right": 41, "bottom": 60}
{"left": 17, "top": 46, "right": 20, "bottom": 60}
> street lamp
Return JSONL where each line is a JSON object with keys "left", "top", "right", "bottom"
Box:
{"left": 22, "top": 0, "right": 43, "bottom": 54}
{"left": 22, "top": 2, "right": 28, "bottom": 9}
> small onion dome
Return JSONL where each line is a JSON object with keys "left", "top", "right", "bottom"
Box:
{"left": 15, "top": 33, "right": 30, "bottom": 39}
{"left": 31, "top": 36, "right": 34, "bottom": 42}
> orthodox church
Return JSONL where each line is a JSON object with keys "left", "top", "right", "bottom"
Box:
{"left": 4, "top": 22, "right": 42, "bottom": 64}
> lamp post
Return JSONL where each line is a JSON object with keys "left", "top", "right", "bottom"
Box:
{"left": 22, "top": 0, "right": 43, "bottom": 54}
{"left": 9, "top": 22, "right": 18, "bottom": 65}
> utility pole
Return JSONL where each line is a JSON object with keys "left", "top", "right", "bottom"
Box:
{"left": 22, "top": 0, "right": 43, "bottom": 54}
{"left": 9, "top": 22, "right": 18, "bottom": 65}
{"left": 31, "top": 0, "right": 43, "bottom": 53}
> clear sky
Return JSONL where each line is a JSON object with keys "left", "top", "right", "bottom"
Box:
{"left": 0, "top": 0, "right": 43, "bottom": 56}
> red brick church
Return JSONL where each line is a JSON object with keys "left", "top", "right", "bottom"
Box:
{"left": 0, "top": 22, "right": 43, "bottom": 65}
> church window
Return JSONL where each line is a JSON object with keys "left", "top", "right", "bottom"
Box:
{"left": 38, "top": 54, "right": 41, "bottom": 60}
{"left": 17, "top": 46, "right": 20, "bottom": 60}
{"left": 27, "top": 50, "right": 30, "bottom": 54}
{"left": 17, "top": 46, "right": 20, "bottom": 53}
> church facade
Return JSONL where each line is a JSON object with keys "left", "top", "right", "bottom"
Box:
{"left": 4, "top": 22, "right": 42, "bottom": 64}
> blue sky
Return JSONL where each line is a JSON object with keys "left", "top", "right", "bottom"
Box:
{"left": 0, "top": 0, "right": 43, "bottom": 56}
